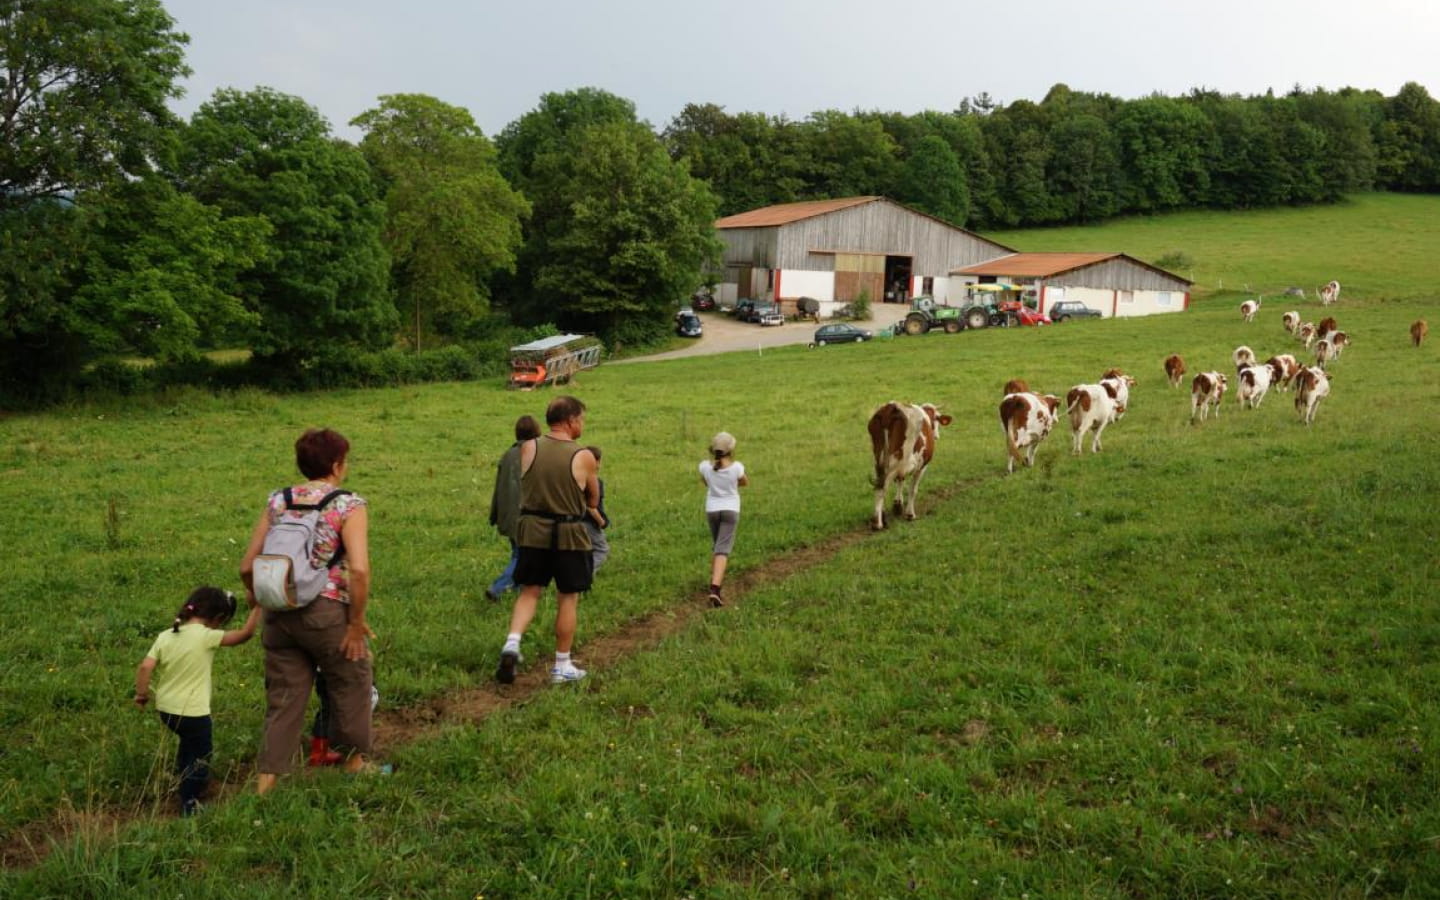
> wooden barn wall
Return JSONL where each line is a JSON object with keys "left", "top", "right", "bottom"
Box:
{"left": 772, "top": 201, "right": 1008, "bottom": 274}
{"left": 718, "top": 227, "right": 779, "bottom": 267}
{"left": 1058, "top": 259, "right": 1190, "bottom": 292}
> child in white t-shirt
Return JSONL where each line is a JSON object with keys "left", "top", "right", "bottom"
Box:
{"left": 698, "top": 431, "right": 749, "bottom": 607}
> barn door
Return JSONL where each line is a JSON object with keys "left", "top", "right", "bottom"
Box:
{"left": 834, "top": 253, "right": 884, "bottom": 304}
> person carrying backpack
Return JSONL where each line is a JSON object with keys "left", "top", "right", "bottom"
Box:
{"left": 241, "top": 428, "right": 376, "bottom": 793}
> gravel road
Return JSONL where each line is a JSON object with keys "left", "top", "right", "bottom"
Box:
{"left": 613, "top": 303, "right": 912, "bottom": 364}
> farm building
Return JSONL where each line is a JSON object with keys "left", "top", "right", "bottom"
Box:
{"left": 953, "top": 252, "right": 1192, "bottom": 319}
{"left": 713, "top": 197, "right": 1014, "bottom": 317}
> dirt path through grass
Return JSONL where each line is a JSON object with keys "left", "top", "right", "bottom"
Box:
{"left": 2, "top": 472, "right": 982, "bottom": 871}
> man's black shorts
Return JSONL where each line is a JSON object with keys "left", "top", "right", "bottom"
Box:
{"left": 515, "top": 546, "right": 593, "bottom": 594}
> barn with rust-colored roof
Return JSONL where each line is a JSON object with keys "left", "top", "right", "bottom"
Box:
{"left": 714, "top": 196, "right": 1014, "bottom": 316}
{"left": 953, "top": 252, "right": 1192, "bottom": 319}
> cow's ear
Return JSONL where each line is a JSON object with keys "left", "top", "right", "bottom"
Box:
{"left": 938, "top": 414, "right": 953, "bottom": 426}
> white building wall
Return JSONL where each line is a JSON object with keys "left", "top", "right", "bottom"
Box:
{"left": 1053, "top": 286, "right": 1115, "bottom": 318}
{"left": 781, "top": 269, "right": 835, "bottom": 302}
{"left": 1113, "top": 289, "right": 1186, "bottom": 318}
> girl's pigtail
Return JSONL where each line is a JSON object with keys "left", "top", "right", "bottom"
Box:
{"left": 172, "top": 600, "right": 197, "bottom": 632}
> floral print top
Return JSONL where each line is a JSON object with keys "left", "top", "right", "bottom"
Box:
{"left": 265, "top": 483, "right": 368, "bottom": 603}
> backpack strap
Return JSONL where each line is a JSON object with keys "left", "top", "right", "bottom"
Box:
{"left": 277, "top": 487, "right": 354, "bottom": 566}
{"left": 279, "top": 487, "right": 352, "bottom": 511}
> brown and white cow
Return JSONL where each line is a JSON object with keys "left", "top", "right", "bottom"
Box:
{"left": 1413, "top": 319, "right": 1429, "bottom": 348}
{"left": 1318, "top": 280, "right": 1340, "bottom": 305}
{"left": 1164, "top": 354, "right": 1186, "bottom": 388}
{"left": 1239, "top": 298, "right": 1261, "bottom": 322}
{"left": 1066, "top": 382, "right": 1123, "bottom": 454}
{"left": 1294, "top": 366, "right": 1331, "bottom": 425}
{"left": 1297, "top": 323, "right": 1318, "bottom": 349}
{"left": 1314, "top": 337, "right": 1335, "bottom": 369}
{"left": 1281, "top": 310, "right": 1300, "bottom": 333}
{"left": 1263, "top": 354, "right": 1300, "bottom": 391}
{"left": 1329, "top": 331, "right": 1350, "bottom": 357}
{"left": 1236, "top": 364, "right": 1273, "bottom": 409}
{"left": 1232, "top": 345, "right": 1256, "bottom": 370}
{"left": 1190, "top": 371, "right": 1228, "bottom": 423}
{"left": 1317, "top": 316, "right": 1338, "bottom": 340}
{"left": 1000, "top": 392, "right": 1061, "bottom": 474}
{"left": 1100, "top": 369, "right": 1136, "bottom": 419}
{"left": 868, "top": 401, "right": 952, "bottom": 530}
{"left": 1003, "top": 378, "right": 1030, "bottom": 395}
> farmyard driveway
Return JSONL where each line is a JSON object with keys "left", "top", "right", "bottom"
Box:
{"left": 613, "top": 303, "right": 911, "bottom": 364}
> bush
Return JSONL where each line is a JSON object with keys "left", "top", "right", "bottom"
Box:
{"left": 850, "top": 289, "right": 873, "bottom": 321}
{"left": 80, "top": 359, "right": 152, "bottom": 396}
{"left": 1154, "top": 250, "right": 1193, "bottom": 271}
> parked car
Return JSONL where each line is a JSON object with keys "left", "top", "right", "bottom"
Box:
{"left": 753, "top": 303, "right": 784, "bottom": 326}
{"left": 692, "top": 292, "right": 716, "bottom": 312}
{"left": 1048, "top": 301, "right": 1102, "bottom": 322}
{"left": 676, "top": 312, "right": 703, "bottom": 338}
{"left": 812, "top": 323, "right": 873, "bottom": 345}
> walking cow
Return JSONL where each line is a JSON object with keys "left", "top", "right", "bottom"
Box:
{"left": 868, "top": 402, "right": 952, "bottom": 530}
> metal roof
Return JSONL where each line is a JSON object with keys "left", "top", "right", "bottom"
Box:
{"left": 954, "top": 252, "right": 1191, "bottom": 284}
{"left": 955, "top": 252, "right": 1121, "bottom": 277}
{"left": 510, "top": 334, "right": 589, "bottom": 353}
{"left": 714, "top": 197, "right": 882, "bottom": 229}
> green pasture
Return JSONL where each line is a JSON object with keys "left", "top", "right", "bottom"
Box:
{"left": 989, "top": 191, "right": 1440, "bottom": 302}
{"left": 2, "top": 199, "right": 1438, "bottom": 898}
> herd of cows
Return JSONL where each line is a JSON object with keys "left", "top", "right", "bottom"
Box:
{"left": 865, "top": 285, "right": 1430, "bottom": 530}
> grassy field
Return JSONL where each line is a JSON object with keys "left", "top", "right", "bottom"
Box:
{"left": 1, "top": 195, "right": 1438, "bottom": 898}
{"left": 988, "top": 191, "right": 1440, "bottom": 302}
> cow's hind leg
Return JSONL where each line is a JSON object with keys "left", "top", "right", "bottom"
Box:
{"left": 903, "top": 468, "right": 926, "bottom": 520}
{"left": 1090, "top": 423, "right": 1106, "bottom": 453}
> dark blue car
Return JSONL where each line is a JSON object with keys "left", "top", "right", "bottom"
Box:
{"left": 812, "top": 323, "right": 872, "bottom": 345}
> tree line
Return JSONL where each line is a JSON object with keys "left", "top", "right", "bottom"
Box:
{"left": 666, "top": 83, "right": 1440, "bottom": 227}
{"left": 3, "top": 0, "right": 1438, "bottom": 405}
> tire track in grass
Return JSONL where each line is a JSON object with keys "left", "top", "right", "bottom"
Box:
{"left": 1, "top": 473, "right": 990, "bottom": 871}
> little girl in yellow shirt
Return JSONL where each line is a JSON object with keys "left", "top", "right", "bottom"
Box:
{"left": 134, "top": 586, "right": 261, "bottom": 816}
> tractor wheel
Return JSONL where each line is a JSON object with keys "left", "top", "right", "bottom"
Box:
{"left": 943, "top": 319, "right": 961, "bottom": 334}
{"left": 965, "top": 308, "right": 988, "bottom": 330}
{"left": 904, "top": 315, "right": 927, "bottom": 336}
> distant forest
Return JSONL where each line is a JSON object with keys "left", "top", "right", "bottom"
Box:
{"left": 664, "top": 83, "right": 1440, "bottom": 228}
{"left": 4, "top": 1, "right": 1438, "bottom": 405}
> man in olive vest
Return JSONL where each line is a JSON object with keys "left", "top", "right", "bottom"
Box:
{"left": 496, "top": 395, "right": 599, "bottom": 685}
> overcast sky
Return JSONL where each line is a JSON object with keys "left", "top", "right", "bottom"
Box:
{"left": 162, "top": 0, "right": 1439, "bottom": 140}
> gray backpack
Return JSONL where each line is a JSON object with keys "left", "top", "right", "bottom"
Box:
{"left": 252, "top": 488, "right": 350, "bottom": 611}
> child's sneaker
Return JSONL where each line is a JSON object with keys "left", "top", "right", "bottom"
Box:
{"left": 496, "top": 647, "right": 522, "bottom": 684}
{"left": 550, "top": 663, "right": 587, "bottom": 684}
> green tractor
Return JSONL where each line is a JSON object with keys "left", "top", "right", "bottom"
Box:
{"left": 900, "top": 295, "right": 991, "bottom": 335}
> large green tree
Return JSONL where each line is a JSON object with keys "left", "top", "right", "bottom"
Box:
{"left": 499, "top": 89, "right": 719, "bottom": 341}
{"left": 798, "top": 110, "right": 899, "bottom": 198}
{"left": 1375, "top": 81, "right": 1440, "bottom": 191}
{"left": 69, "top": 178, "right": 270, "bottom": 361}
{"left": 894, "top": 134, "right": 968, "bottom": 225}
{"left": 0, "top": 0, "right": 188, "bottom": 207}
{"left": 0, "top": 0, "right": 263, "bottom": 398}
{"left": 531, "top": 119, "right": 720, "bottom": 340}
{"left": 663, "top": 103, "right": 808, "bottom": 215}
{"left": 352, "top": 94, "right": 529, "bottom": 349}
{"left": 179, "top": 88, "right": 396, "bottom": 364}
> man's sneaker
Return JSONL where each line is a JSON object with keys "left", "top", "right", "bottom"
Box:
{"left": 496, "top": 649, "right": 520, "bottom": 684}
{"left": 708, "top": 590, "right": 724, "bottom": 608}
{"left": 550, "top": 664, "right": 587, "bottom": 684}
